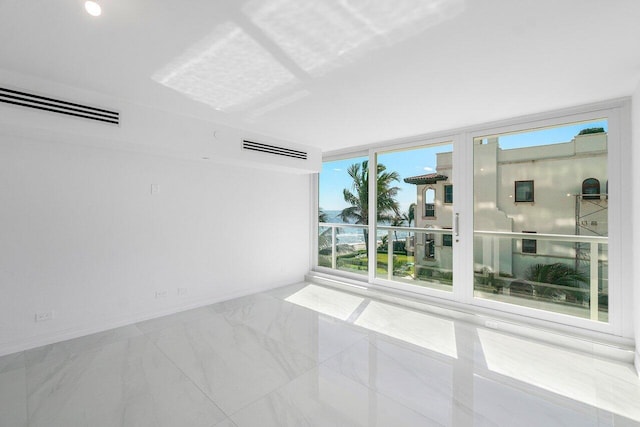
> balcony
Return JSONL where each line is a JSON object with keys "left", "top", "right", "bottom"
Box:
{"left": 318, "top": 224, "right": 608, "bottom": 322}
{"left": 474, "top": 230, "right": 608, "bottom": 322}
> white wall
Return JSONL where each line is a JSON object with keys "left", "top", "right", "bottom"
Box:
{"left": 0, "top": 134, "right": 311, "bottom": 356}
{"left": 0, "top": 69, "right": 322, "bottom": 175}
{"left": 633, "top": 82, "right": 640, "bottom": 375}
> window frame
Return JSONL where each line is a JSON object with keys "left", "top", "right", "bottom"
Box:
{"left": 425, "top": 233, "right": 436, "bottom": 259}
{"left": 423, "top": 187, "right": 436, "bottom": 218}
{"left": 514, "top": 180, "right": 535, "bottom": 203}
{"left": 444, "top": 184, "right": 453, "bottom": 204}
{"left": 521, "top": 231, "right": 537, "bottom": 254}
{"left": 582, "top": 178, "right": 601, "bottom": 200}
{"left": 467, "top": 105, "right": 626, "bottom": 336}
{"left": 313, "top": 99, "right": 630, "bottom": 339}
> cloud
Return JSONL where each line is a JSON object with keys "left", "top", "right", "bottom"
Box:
{"left": 333, "top": 168, "right": 342, "bottom": 172}
{"left": 423, "top": 166, "right": 434, "bottom": 172}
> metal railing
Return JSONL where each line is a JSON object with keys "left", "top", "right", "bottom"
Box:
{"left": 474, "top": 230, "right": 608, "bottom": 320}
{"left": 317, "top": 224, "right": 608, "bottom": 321}
{"left": 378, "top": 226, "right": 452, "bottom": 281}
{"left": 318, "top": 223, "right": 452, "bottom": 276}
{"left": 318, "top": 223, "right": 367, "bottom": 270}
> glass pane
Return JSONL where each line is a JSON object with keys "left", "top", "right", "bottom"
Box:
{"left": 515, "top": 181, "right": 534, "bottom": 202}
{"left": 473, "top": 120, "right": 608, "bottom": 322}
{"left": 582, "top": 178, "right": 601, "bottom": 199}
{"left": 375, "top": 143, "right": 454, "bottom": 291}
{"left": 444, "top": 185, "right": 453, "bottom": 204}
{"left": 318, "top": 156, "right": 369, "bottom": 276}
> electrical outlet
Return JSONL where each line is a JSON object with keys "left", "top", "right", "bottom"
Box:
{"left": 177, "top": 287, "right": 188, "bottom": 296}
{"left": 35, "top": 311, "right": 54, "bottom": 322}
{"left": 155, "top": 290, "right": 168, "bottom": 299}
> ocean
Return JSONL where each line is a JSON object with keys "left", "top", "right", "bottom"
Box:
{"left": 320, "top": 210, "right": 411, "bottom": 244}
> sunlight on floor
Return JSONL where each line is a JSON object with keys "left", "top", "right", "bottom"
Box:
{"left": 478, "top": 328, "right": 640, "bottom": 422}
{"left": 284, "top": 284, "right": 364, "bottom": 320}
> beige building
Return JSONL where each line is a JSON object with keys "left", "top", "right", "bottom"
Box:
{"left": 405, "top": 131, "right": 608, "bottom": 280}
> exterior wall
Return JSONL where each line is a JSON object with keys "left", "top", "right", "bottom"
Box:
{"left": 413, "top": 132, "right": 607, "bottom": 279}
{"left": 474, "top": 138, "right": 514, "bottom": 275}
{"left": 492, "top": 133, "right": 607, "bottom": 277}
{"left": 414, "top": 152, "right": 454, "bottom": 268}
{"left": 494, "top": 134, "right": 607, "bottom": 236}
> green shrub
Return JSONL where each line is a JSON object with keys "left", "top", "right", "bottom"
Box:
{"left": 578, "top": 127, "right": 605, "bottom": 135}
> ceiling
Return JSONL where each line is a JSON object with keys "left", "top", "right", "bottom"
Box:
{"left": 1, "top": 0, "right": 639, "bottom": 153}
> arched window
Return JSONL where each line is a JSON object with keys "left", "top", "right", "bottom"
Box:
{"left": 424, "top": 188, "right": 435, "bottom": 217}
{"left": 582, "top": 178, "right": 600, "bottom": 200}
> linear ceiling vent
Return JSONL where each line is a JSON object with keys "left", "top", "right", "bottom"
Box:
{"left": 0, "top": 87, "right": 119, "bottom": 125}
{"left": 242, "top": 140, "right": 307, "bottom": 160}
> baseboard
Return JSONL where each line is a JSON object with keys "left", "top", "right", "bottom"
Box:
{"left": 0, "top": 281, "right": 289, "bottom": 358}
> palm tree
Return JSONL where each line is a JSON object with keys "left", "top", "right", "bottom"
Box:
{"left": 340, "top": 160, "right": 401, "bottom": 257}
{"left": 317, "top": 208, "right": 331, "bottom": 249}
{"left": 525, "top": 263, "right": 589, "bottom": 302}
{"left": 318, "top": 208, "right": 329, "bottom": 223}
{"left": 390, "top": 215, "right": 405, "bottom": 248}
{"left": 402, "top": 203, "right": 416, "bottom": 227}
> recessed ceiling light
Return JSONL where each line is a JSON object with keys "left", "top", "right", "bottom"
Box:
{"left": 85, "top": 1, "right": 102, "bottom": 17}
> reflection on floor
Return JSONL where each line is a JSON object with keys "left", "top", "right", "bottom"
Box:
{"left": 1, "top": 282, "right": 638, "bottom": 426}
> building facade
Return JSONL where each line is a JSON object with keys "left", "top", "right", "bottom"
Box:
{"left": 405, "top": 131, "right": 608, "bottom": 282}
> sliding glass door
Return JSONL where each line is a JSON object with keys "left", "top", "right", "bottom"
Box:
{"left": 374, "top": 143, "right": 456, "bottom": 293}
{"left": 315, "top": 101, "right": 626, "bottom": 333}
{"left": 472, "top": 120, "right": 609, "bottom": 322}
{"left": 317, "top": 155, "right": 369, "bottom": 277}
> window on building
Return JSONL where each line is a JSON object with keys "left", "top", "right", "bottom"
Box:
{"left": 444, "top": 185, "right": 453, "bottom": 204}
{"left": 521, "top": 231, "right": 537, "bottom": 254}
{"left": 424, "top": 188, "right": 435, "bottom": 217}
{"left": 425, "top": 203, "right": 435, "bottom": 217}
{"left": 425, "top": 234, "right": 435, "bottom": 259}
{"left": 515, "top": 180, "right": 534, "bottom": 202}
{"left": 443, "top": 233, "right": 453, "bottom": 247}
{"left": 582, "top": 178, "right": 600, "bottom": 200}
{"left": 317, "top": 155, "right": 369, "bottom": 276}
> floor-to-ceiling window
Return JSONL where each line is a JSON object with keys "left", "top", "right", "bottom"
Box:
{"left": 374, "top": 143, "right": 455, "bottom": 293}
{"left": 318, "top": 155, "right": 369, "bottom": 276}
{"left": 315, "top": 101, "right": 628, "bottom": 335}
{"left": 472, "top": 120, "right": 609, "bottom": 322}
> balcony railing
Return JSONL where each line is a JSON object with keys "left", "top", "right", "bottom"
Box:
{"left": 318, "top": 223, "right": 454, "bottom": 282}
{"left": 318, "top": 223, "right": 608, "bottom": 321}
{"left": 474, "top": 230, "right": 608, "bottom": 321}
{"left": 378, "top": 225, "right": 452, "bottom": 282}
{"left": 318, "top": 223, "right": 368, "bottom": 273}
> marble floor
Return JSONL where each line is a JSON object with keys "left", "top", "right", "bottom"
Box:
{"left": 1, "top": 282, "right": 639, "bottom": 427}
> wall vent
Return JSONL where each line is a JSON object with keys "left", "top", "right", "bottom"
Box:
{"left": 0, "top": 87, "right": 119, "bottom": 125}
{"left": 242, "top": 140, "right": 307, "bottom": 160}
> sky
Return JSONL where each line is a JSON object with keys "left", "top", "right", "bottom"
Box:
{"left": 319, "top": 120, "right": 608, "bottom": 213}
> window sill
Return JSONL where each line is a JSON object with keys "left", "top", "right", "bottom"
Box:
{"left": 305, "top": 271, "right": 634, "bottom": 364}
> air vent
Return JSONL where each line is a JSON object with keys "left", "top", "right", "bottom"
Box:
{"left": 242, "top": 140, "right": 307, "bottom": 160}
{"left": 0, "top": 87, "right": 119, "bottom": 125}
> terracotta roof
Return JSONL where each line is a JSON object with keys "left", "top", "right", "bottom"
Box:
{"left": 403, "top": 173, "right": 448, "bottom": 185}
